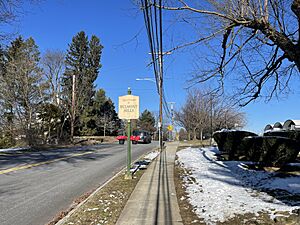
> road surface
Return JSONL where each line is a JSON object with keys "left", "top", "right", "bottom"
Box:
{"left": 0, "top": 142, "right": 157, "bottom": 225}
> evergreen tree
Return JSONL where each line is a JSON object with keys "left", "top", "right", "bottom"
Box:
{"left": 79, "top": 89, "right": 120, "bottom": 136}
{"left": 98, "top": 98, "right": 119, "bottom": 136}
{"left": 0, "top": 36, "right": 47, "bottom": 145}
{"left": 62, "top": 31, "right": 103, "bottom": 139}
{"left": 37, "top": 103, "right": 62, "bottom": 144}
{"left": 93, "top": 89, "right": 120, "bottom": 136}
{"left": 138, "top": 110, "right": 156, "bottom": 132}
{"left": 0, "top": 46, "right": 13, "bottom": 147}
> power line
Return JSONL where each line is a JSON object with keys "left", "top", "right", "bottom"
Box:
{"left": 141, "top": 0, "right": 172, "bottom": 148}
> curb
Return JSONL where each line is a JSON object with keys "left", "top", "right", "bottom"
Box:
{"left": 55, "top": 146, "right": 159, "bottom": 225}
{"left": 55, "top": 167, "right": 124, "bottom": 225}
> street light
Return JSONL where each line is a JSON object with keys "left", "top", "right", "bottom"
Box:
{"left": 136, "top": 78, "right": 156, "bottom": 83}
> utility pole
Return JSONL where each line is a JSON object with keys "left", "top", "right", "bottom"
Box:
{"left": 71, "top": 73, "right": 76, "bottom": 142}
{"left": 149, "top": 51, "right": 171, "bottom": 151}
{"left": 210, "top": 94, "right": 213, "bottom": 146}
{"left": 158, "top": 52, "right": 163, "bottom": 151}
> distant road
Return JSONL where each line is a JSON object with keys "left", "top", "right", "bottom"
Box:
{"left": 0, "top": 142, "right": 157, "bottom": 225}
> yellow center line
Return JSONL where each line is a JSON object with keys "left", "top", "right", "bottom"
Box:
{"left": 0, "top": 151, "right": 94, "bottom": 175}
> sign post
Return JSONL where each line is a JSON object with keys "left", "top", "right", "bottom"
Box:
{"left": 118, "top": 88, "right": 139, "bottom": 179}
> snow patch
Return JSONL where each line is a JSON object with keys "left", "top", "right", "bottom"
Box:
{"left": 144, "top": 151, "right": 159, "bottom": 161}
{"left": 0, "top": 147, "right": 29, "bottom": 152}
{"left": 177, "top": 147, "right": 300, "bottom": 224}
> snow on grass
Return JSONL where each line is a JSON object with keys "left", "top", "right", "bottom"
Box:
{"left": 0, "top": 147, "right": 29, "bottom": 152}
{"left": 144, "top": 151, "right": 160, "bottom": 161}
{"left": 177, "top": 147, "right": 300, "bottom": 225}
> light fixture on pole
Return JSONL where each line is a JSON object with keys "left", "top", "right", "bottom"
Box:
{"left": 135, "top": 78, "right": 156, "bottom": 83}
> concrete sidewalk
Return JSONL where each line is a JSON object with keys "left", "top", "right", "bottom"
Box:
{"left": 116, "top": 142, "right": 183, "bottom": 225}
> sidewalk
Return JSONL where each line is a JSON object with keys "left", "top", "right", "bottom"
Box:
{"left": 116, "top": 142, "right": 183, "bottom": 225}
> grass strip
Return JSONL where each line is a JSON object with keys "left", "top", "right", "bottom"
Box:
{"left": 51, "top": 169, "right": 145, "bottom": 225}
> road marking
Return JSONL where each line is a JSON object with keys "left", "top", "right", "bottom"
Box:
{"left": 0, "top": 152, "right": 10, "bottom": 155}
{"left": 0, "top": 151, "right": 94, "bottom": 175}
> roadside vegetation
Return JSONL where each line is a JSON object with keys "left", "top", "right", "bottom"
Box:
{"left": 49, "top": 170, "right": 145, "bottom": 225}
{"left": 0, "top": 31, "right": 123, "bottom": 148}
{"left": 175, "top": 88, "right": 245, "bottom": 142}
{"left": 0, "top": 29, "right": 157, "bottom": 149}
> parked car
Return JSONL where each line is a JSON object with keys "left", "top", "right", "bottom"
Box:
{"left": 132, "top": 130, "right": 152, "bottom": 144}
{"left": 116, "top": 129, "right": 152, "bottom": 144}
{"left": 116, "top": 129, "right": 127, "bottom": 144}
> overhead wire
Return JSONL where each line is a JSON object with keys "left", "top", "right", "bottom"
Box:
{"left": 141, "top": 0, "right": 171, "bottom": 121}
{"left": 141, "top": 0, "right": 159, "bottom": 93}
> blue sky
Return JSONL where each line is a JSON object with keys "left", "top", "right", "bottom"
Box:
{"left": 13, "top": 0, "right": 300, "bottom": 134}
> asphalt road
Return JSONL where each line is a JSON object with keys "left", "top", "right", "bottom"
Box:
{"left": 0, "top": 141, "right": 157, "bottom": 225}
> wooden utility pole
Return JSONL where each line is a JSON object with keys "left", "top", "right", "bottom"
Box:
{"left": 158, "top": 52, "right": 163, "bottom": 151}
{"left": 71, "top": 73, "right": 76, "bottom": 141}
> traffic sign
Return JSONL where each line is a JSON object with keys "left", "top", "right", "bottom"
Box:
{"left": 167, "top": 125, "right": 173, "bottom": 131}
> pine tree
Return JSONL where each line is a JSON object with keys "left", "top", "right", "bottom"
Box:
{"left": 93, "top": 89, "right": 120, "bottom": 136}
{"left": 138, "top": 110, "right": 156, "bottom": 132}
{"left": 0, "top": 36, "right": 47, "bottom": 145}
{"left": 62, "top": 31, "right": 103, "bottom": 139}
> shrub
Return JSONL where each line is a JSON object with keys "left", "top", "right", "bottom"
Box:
{"left": 213, "top": 130, "right": 258, "bottom": 160}
{"left": 0, "top": 136, "right": 14, "bottom": 148}
{"left": 264, "top": 130, "right": 300, "bottom": 143}
{"left": 241, "top": 136, "right": 300, "bottom": 167}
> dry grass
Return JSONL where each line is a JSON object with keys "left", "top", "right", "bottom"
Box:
{"left": 178, "top": 139, "right": 212, "bottom": 151}
{"left": 53, "top": 170, "right": 144, "bottom": 225}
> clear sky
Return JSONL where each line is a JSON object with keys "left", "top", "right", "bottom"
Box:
{"left": 12, "top": 0, "right": 300, "bottom": 134}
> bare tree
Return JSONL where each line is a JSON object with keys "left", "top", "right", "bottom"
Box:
{"left": 213, "top": 96, "right": 246, "bottom": 130}
{"left": 154, "top": 0, "right": 300, "bottom": 105}
{"left": 175, "top": 88, "right": 245, "bottom": 141}
{"left": 0, "top": 0, "right": 40, "bottom": 42}
{"left": 175, "top": 103, "right": 194, "bottom": 140}
{"left": 175, "top": 89, "right": 210, "bottom": 140}
{"left": 41, "top": 50, "right": 65, "bottom": 106}
{"left": 188, "top": 89, "right": 211, "bottom": 140}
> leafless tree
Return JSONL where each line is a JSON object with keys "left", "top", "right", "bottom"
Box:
{"left": 0, "top": 0, "right": 40, "bottom": 42}
{"left": 175, "top": 89, "right": 210, "bottom": 140}
{"left": 41, "top": 50, "right": 65, "bottom": 106}
{"left": 154, "top": 0, "right": 300, "bottom": 105}
{"left": 174, "top": 102, "right": 194, "bottom": 140}
{"left": 175, "top": 88, "right": 245, "bottom": 140}
{"left": 213, "top": 96, "right": 246, "bottom": 130}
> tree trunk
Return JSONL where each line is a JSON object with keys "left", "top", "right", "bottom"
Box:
{"left": 60, "top": 117, "right": 67, "bottom": 141}
{"left": 71, "top": 73, "right": 76, "bottom": 142}
{"left": 104, "top": 122, "right": 106, "bottom": 137}
{"left": 200, "top": 128, "right": 203, "bottom": 141}
{"left": 193, "top": 128, "right": 197, "bottom": 140}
